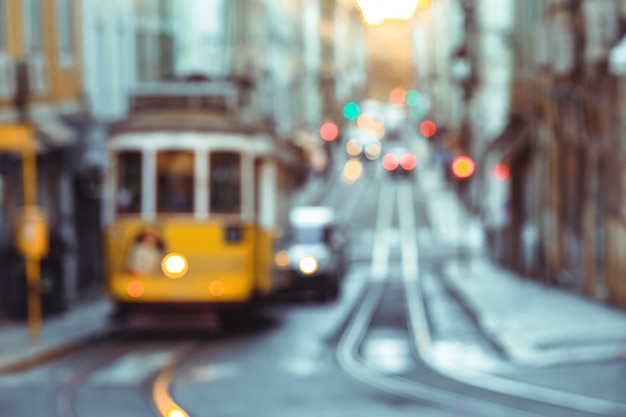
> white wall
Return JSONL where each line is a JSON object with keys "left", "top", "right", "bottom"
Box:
{"left": 412, "top": 0, "right": 465, "bottom": 127}
{"left": 473, "top": 0, "right": 514, "bottom": 142}
{"left": 82, "top": 0, "right": 137, "bottom": 122}
{"left": 173, "top": 0, "right": 227, "bottom": 78}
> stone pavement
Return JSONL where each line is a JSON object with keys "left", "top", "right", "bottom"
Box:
{"left": 418, "top": 163, "right": 626, "bottom": 367}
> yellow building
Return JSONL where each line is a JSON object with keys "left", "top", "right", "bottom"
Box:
{"left": 0, "top": 0, "right": 84, "bottom": 317}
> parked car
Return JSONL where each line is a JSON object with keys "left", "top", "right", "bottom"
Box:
{"left": 276, "top": 206, "right": 349, "bottom": 301}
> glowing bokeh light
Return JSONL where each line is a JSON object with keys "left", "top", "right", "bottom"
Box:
{"left": 343, "top": 102, "right": 361, "bottom": 120}
{"left": 162, "top": 253, "right": 188, "bottom": 278}
{"left": 405, "top": 89, "right": 420, "bottom": 106}
{"left": 400, "top": 153, "right": 417, "bottom": 170}
{"left": 346, "top": 139, "right": 363, "bottom": 157}
{"left": 493, "top": 164, "right": 510, "bottom": 181}
{"left": 452, "top": 156, "right": 475, "bottom": 179}
{"left": 357, "top": 114, "right": 374, "bottom": 130}
{"left": 342, "top": 158, "right": 363, "bottom": 183}
{"left": 364, "top": 142, "right": 382, "bottom": 160}
{"left": 389, "top": 88, "right": 406, "bottom": 105}
{"left": 127, "top": 280, "right": 144, "bottom": 298}
{"left": 420, "top": 120, "right": 437, "bottom": 138}
{"left": 274, "top": 250, "right": 290, "bottom": 268}
{"left": 320, "top": 122, "right": 339, "bottom": 142}
{"left": 299, "top": 256, "right": 319, "bottom": 275}
{"left": 209, "top": 280, "right": 225, "bottom": 297}
{"left": 382, "top": 153, "right": 400, "bottom": 171}
{"left": 168, "top": 409, "right": 187, "bottom": 417}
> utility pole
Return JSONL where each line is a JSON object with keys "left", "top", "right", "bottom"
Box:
{"left": 11, "top": 59, "right": 48, "bottom": 343}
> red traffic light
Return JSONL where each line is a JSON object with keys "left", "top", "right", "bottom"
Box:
{"left": 320, "top": 122, "right": 339, "bottom": 142}
{"left": 452, "top": 156, "right": 475, "bottom": 179}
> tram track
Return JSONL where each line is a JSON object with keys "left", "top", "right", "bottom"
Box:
{"left": 336, "top": 179, "right": 623, "bottom": 417}
{"left": 55, "top": 342, "right": 131, "bottom": 417}
{"left": 49, "top": 337, "right": 198, "bottom": 417}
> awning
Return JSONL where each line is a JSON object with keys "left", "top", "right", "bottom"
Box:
{"left": 0, "top": 124, "right": 38, "bottom": 153}
{"left": 33, "top": 114, "right": 76, "bottom": 148}
{"left": 0, "top": 114, "right": 76, "bottom": 156}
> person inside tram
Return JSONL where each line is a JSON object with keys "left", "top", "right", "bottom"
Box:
{"left": 126, "top": 228, "right": 164, "bottom": 276}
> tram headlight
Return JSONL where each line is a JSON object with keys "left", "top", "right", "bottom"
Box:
{"left": 298, "top": 256, "right": 318, "bottom": 275}
{"left": 161, "top": 253, "right": 188, "bottom": 279}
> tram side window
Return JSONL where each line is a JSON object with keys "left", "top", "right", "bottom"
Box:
{"left": 210, "top": 152, "right": 241, "bottom": 213}
{"left": 116, "top": 152, "right": 142, "bottom": 214}
{"left": 157, "top": 151, "right": 195, "bottom": 214}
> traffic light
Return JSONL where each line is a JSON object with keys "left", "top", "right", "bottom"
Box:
{"left": 343, "top": 102, "right": 361, "bottom": 121}
{"left": 451, "top": 156, "right": 475, "bottom": 179}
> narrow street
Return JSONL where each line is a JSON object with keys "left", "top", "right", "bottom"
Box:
{"left": 1, "top": 134, "right": 625, "bottom": 416}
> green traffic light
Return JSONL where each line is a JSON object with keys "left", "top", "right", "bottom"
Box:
{"left": 343, "top": 102, "right": 360, "bottom": 120}
{"left": 405, "top": 89, "right": 420, "bottom": 106}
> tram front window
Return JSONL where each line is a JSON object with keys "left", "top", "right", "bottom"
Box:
{"left": 157, "top": 150, "right": 195, "bottom": 214}
{"left": 116, "top": 152, "right": 142, "bottom": 214}
{"left": 210, "top": 152, "right": 241, "bottom": 214}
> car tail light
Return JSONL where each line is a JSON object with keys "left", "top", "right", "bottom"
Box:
{"left": 400, "top": 153, "right": 417, "bottom": 170}
{"left": 382, "top": 153, "right": 399, "bottom": 171}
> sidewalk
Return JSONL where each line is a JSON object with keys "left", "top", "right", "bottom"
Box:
{"left": 0, "top": 297, "right": 112, "bottom": 374}
{"left": 418, "top": 164, "right": 626, "bottom": 367}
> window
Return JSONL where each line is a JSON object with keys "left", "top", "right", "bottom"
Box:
{"left": 56, "top": 0, "right": 74, "bottom": 64}
{"left": 116, "top": 152, "right": 142, "bottom": 214}
{"left": 210, "top": 152, "right": 241, "bottom": 214}
{"left": 294, "top": 226, "right": 332, "bottom": 244}
{"left": 23, "top": 0, "right": 42, "bottom": 54}
{"left": 157, "top": 151, "right": 194, "bottom": 214}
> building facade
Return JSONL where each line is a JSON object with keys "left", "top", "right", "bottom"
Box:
{"left": 465, "top": 0, "right": 626, "bottom": 309}
{"left": 0, "top": 0, "right": 85, "bottom": 317}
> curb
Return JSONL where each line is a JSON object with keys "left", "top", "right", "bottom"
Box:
{"left": 437, "top": 261, "right": 511, "bottom": 360}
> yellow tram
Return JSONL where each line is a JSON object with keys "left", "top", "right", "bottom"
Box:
{"left": 103, "top": 83, "right": 304, "bottom": 320}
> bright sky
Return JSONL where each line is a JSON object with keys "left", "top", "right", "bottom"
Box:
{"left": 356, "top": 0, "right": 419, "bottom": 25}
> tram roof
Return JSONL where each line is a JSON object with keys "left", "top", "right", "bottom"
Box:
{"left": 109, "top": 111, "right": 277, "bottom": 137}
